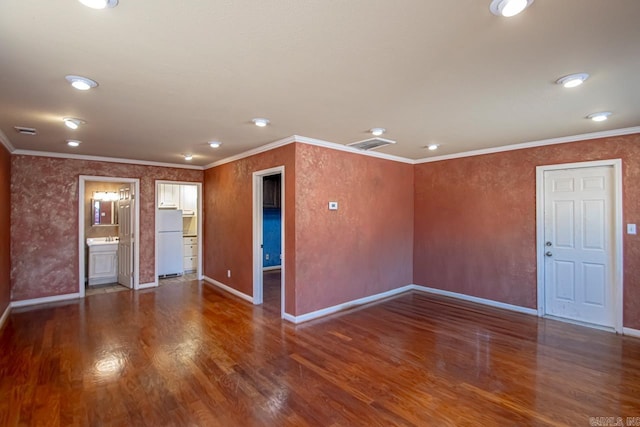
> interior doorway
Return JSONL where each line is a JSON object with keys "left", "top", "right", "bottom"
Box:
{"left": 78, "top": 176, "right": 141, "bottom": 298}
{"left": 536, "top": 159, "right": 623, "bottom": 332}
{"left": 253, "top": 167, "right": 285, "bottom": 318}
{"left": 154, "top": 181, "right": 203, "bottom": 285}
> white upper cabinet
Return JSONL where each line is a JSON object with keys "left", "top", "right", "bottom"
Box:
{"left": 158, "top": 183, "right": 197, "bottom": 215}
{"left": 158, "top": 183, "right": 180, "bottom": 208}
{"left": 180, "top": 185, "right": 198, "bottom": 214}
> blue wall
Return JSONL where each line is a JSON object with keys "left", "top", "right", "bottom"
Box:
{"left": 263, "top": 208, "right": 281, "bottom": 268}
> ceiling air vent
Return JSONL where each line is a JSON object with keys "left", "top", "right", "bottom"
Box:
{"left": 347, "top": 137, "right": 396, "bottom": 151}
{"left": 14, "top": 126, "right": 37, "bottom": 136}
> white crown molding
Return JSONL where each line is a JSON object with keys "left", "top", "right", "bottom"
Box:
{"left": 203, "top": 136, "right": 297, "bottom": 169}
{"left": 6, "top": 126, "right": 639, "bottom": 171}
{"left": 0, "top": 129, "right": 16, "bottom": 154}
{"left": 204, "top": 134, "right": 413, "bottom": 169}
{"left": 294, "top": 135, "right": 414, "bottom": 164}
{"left": 12, "top": 149, "right": 204, "bottom": 170}
{"left": 415, "top": 126, "right": 640, "bottom": 164}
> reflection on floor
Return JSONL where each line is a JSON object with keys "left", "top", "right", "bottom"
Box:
{"left": 159, "top": 273, "right": 198, "bottom": 286}
{"left": 85, "top": 273, "right": 198, "bottom": 296}
{"left": 85, "top": 283, "right": 129, "bottom": 296}
{"left": 263, "top": 268, "right": 281, "bottom": 314}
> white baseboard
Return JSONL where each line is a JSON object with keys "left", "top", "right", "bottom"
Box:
{"left": 282, "top": 312, "right": 296, "bottom": 323}
{"left": 137, "top": 282, "right": 157, "bottom": 290}
{"left": 283, "top": 284, "right": 537, "bottom": 324}
{"left": 0, "top": 303, "right": 10, "bottom": 329}
{"left": 202, "top": 276, "right": 254, "bottom": 303}
{"left": 411, "top": 285, "right": 538, "bottom": 315}
{"left": 623, "top": 327, "right": 640, "bottom": 338}
{"left": 11, "top": 292, "right": 81, "bottom": 308}
{"left": 262, "top": 266, "right": 281, "bottom": 272}
{"left": 285, "top": 285, "right": 413, "bottom": 324}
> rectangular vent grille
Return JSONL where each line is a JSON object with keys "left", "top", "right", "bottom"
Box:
{"left": 347, "top": 137, "right": 396, "bottom": 151}
{"left": 14, "top": 126, "right": 37, "bottom": 135}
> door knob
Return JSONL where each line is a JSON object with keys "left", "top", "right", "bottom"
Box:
{"left": 545, "top": 241, "right": 552, "bottom": 247}
{"left": 545, "top": 251, "right": 553, "bottom": 257}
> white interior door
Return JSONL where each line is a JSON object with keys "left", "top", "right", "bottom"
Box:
{"left": 118, "top": 185, "right": 134, "bottom": 288}
{"left": 543, "top": 166, "right": 614, "bottom": 327}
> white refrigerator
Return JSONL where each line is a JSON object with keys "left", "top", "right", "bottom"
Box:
{"left": 158, "top": 209, "right": 184, "bottom": 276}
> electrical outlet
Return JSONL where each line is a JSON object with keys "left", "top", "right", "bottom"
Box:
{"left": 227, "top": 270, "right": 231, "bottom": 278}
{"left": 328, "top": 201, "right": 338, "bottom": 210}
{"left": 265, "top": 254, "right": 269, "bottom": 260}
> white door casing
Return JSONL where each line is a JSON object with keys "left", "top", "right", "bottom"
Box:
{"left": 118, "top": 185, "right": 134, "bottom": 288}
{"left": 252, "top": 167, "right": 286, "bottom": 319}
{"left": 154, "top": 180, "right": 204, "bottom": 284}
{"left": 78, "top": 176, "right": 140, "bottom": 297}
{"left": 536, "top": 160, "right": 623, "bottom": 332}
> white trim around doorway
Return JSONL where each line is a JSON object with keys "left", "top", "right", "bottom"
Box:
{"left": 535, "top": 159, "right": 623, "bottom": 333}
{"left": 252, "top": 166, "right": 287, "bottom": 319}
{"left": 154, "top": 181, "right": 204, "bottom": 285}
{"left": 78, "top": 176, "right": 141, "bottom": 298}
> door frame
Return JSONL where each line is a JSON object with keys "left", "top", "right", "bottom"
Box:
{"left": 154, "top": 181, "right": 204, "bottom": 285}
{"left": 252, "top": 166, "right": 286, "bottom": 319}
{"left": 78, "top": 175, "right": 141, "bottom": 297}
{"left": 535, "top": 159, "right": 623, "bottom": 333}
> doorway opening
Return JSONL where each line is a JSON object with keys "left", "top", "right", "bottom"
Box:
{"left": 253, "top": 167, "right": 285, "bottom": 318}
{"left": 155, "top": 181, "right": 203, "bottom": 286}
{"left": 78, "top": 176, "right": 141, "bottom": 298}
{"left": 536, "top": 159, "right": 623, "bottom": 333}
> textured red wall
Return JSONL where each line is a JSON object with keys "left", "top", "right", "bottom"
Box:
{"left": 203, "top": 142, "right": 414, "bottom": 317}
{"left": 0, "top": 145, "right": 10, "bottom": 316}
{"left": 11, "top": 155, "right": 203, "bottom": 301}
{"left": 294, "top": 144, "right": 414, "bottom": 315}
{"left": 203, "top": 144, "right": 297, "bottom": 314}
{"left": 414, "top": 133, "right": 640, "bottom": 328}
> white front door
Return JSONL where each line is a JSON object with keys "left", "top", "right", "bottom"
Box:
{"left": 543, "top": 166, "right": 614, "bottom": 327}
{"left": 118, "top": 185, "right": 134, "bottom": 288}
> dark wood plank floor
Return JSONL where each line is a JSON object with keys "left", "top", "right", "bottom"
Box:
{"left": 1, "top": 274, "right": 639, "bottom": 426}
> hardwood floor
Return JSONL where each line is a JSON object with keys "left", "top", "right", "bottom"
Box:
{"left": 1, "top": 278, "right": 639, "bottom": 426}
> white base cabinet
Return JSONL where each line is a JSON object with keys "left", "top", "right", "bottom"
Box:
{"left": 88, "top": 243, "right": 118, "bottom": 285}
{"left": 183, "top": 236, "right": 197, "bottom": 272}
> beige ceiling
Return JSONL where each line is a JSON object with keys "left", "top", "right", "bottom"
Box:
{"left": 1, "top": 0, "right": 639, "bottom": 166}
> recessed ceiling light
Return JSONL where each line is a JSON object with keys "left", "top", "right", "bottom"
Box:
{"left": 65, "top": 75, "right": 98, "bottom": 91}
{"left": 209, "top": 141, "right": 222, "bottom": 148}
{"left": 184, "top": 154, "right": 193, "bottom": 161}
{"left": 67, "top": 140, "right": 82, "bottom": 147}
{"left": 78, "top": 0, "right": 118, "bottom": 9}
{"left": 489, "top": 0, "right": 534, "bottom": 17}
{"left": 252, "top": 118, "right": 270, "bottom": 127}
{"left": 556, "top": 73, "right": 589, "bottom": 88}
{"left": 427, "top": 144, "right": 440, "bottom": 151}
{"left": 370, "top": 128, "right": 386, "bottom": 136}
{"left": 587, "top": 112, "right": 612, "bottom": 122}
{"left": 63, "top": 117, "right": 85, "bottom": 130}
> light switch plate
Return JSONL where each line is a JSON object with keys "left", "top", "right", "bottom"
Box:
{"left": 328, "top": 201, "right": 338, "bottom": 210}
{"left": 627, "top": 224, "right": 637, "bottom": 235}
